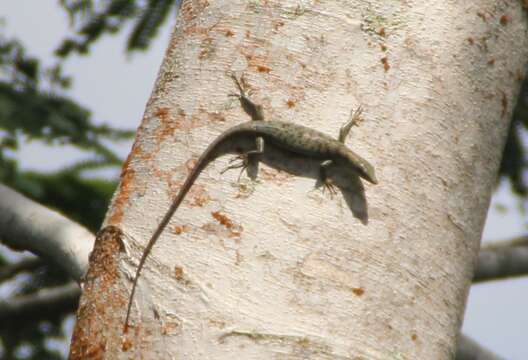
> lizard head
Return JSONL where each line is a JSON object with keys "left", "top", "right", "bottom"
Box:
{"left": 343, "top": 150, "right": 378, "bottom": 184}
{"left": 359, "top": 160, "right": 378, "bottom": 185}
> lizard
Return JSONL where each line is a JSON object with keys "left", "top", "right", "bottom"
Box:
{"left": 123, "top": 74, "right": 378, "bottom": 330}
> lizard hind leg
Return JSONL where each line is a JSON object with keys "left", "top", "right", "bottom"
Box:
{"left": 318, "top": 160, "right": 338, "bottom": 198}
{"left": 226, "top": 73, "right": 265, "bottom": 180}
{"left": 338, "top": 106, "right": 363, "bottom": 143}
{"left": 220, "top": 154, "right": 248, "bottom": 182}
{"left": 221, "top": 137, "right": 265, "bottom": 181}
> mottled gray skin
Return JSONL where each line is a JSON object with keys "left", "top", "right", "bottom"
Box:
{"left": 124, "top": 78, "right": 377, "bottom": 330}
{"left": 238, "top": 120, "right": 377, "bottom": 184}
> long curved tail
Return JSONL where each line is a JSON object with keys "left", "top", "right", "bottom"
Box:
{"left": 123, "top": 124, "right": 254, "bottom": 331}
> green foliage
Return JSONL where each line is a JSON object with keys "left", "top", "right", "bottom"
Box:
{"left": 500, "top": 80, "right": 528, "bottom": 197}
{"left": 0, "top": 32, "right": 132, "bottom": 230}
{"left": 57, "top": 0, "right": 179, "bottom": 57}
{"left": 0, "top": 19, "right": 132, "bottom": 359}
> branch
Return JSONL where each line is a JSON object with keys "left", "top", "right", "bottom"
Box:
{"left": 482, "top": 236, "right": 528, "bottom": 249}
{"left": 0, "top": 282, "right": 80, "bottom": 323}
{"left": 456, "top": 334, "right": 504, "bottom": 360}
{"left": 0, "top": 257, "right": 44, "bottom": 282}
{"left": 474, "top": 241, "right": 528, "bottom": 283}
{"left": 0, "top": 184, "right": 94, "bottom": 282}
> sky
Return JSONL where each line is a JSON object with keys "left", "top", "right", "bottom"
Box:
{"left": 2, "top": 2, "right": 527, "bottom": 359}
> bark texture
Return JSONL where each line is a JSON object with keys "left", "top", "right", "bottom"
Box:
{"left": 70, "top": 1, "right": 528, "bottom": 358}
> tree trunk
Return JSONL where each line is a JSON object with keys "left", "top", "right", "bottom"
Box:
{"left": 70, "top": 1, "right": 528, "bottom": 359}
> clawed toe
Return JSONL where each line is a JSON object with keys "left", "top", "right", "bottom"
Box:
{"left": 221, "top": 155, "right": 248, "bottom": 181}
{"left": 322, "top": 179, "right": 338, "bottom": 198}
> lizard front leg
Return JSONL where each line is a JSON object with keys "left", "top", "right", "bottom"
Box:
{"left": 317, "top": 107, "right": 364, "bottom": 196}
{"left": 228, "top": 73, "right": 266, "bottom": 179}
{"left": 228, "top": 73, "right": 264, "bottom": 121}
{"left": 338, "top": 106, "right": 363, "bottom": 143}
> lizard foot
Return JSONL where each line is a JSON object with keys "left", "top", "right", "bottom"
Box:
{"left": 321, "top": 178, "right": 338, "bottom": 198}
{"left": 227, "top": 73, "right": 264, "bottom": 121}
{"left": 221, "top": 155, "right": 248, "bottom": 181}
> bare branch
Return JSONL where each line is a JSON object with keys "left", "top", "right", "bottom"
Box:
{"left": 474, "top": 242, "right": 528, "bottom": 283}
{"left": 0, "top": 257, "right": 44, "bottom": 282}
{"left": 456, "top": 334, "right": 504, "bottom": 360}
{"left": 0, "top": 184, "right": 94, "bottom": 282}
{"left": 0, "top": 282, "right": 80, "bottom": 323}
{"left": 481, "top": 236, "right": 528, "bottom": 249}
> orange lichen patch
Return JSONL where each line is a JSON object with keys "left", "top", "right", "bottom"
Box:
{"left": 185, "top": 158, "right": 199, "bottom": 172}
{"left": 411, "top": 334, "right": 418, "bottom": 341}
{"left": 108, "top": 166, "right": 136, "bottom": 226}
{"left": 189, "top": 184, "right": 212, "bottom": 207}
{"left": 225, "top": 29, "right": 235, "bottom": 37}
{"left": 212, "top": 211, "right": 234, "bottom": 228}
{"left": 199, "top": 37, "right": 215, "bottom": 59}
{"left": 351, "top": 287, "right": 365, "bottom": 296}
{"left": 500, "top": 14, "right": 509, "bottom": 26}
{"left": 173, "top": 224, "right": 190, "bottom": 235}
{"left": 69, "top": 226, "right": 128, "bottom": 359}
{"left": 184, "top": 25, "right": 211, "bottom": 36}
{"left": 161, "top": 321, "right": 180, "bottom": 335}
{"left": 180, "top": 1, "right": 197, "bottom": 22}
{"left": 286, "top": 99, "right": 296, "bottom": 108}
{"left": 121, "top": 337, "right": 133, "bottom": 351}
{"left": 257, "top": 65, "right": 271, "bottom": 73}
{"left": 381, "top": 57, "right": 390, "bottom": 72}
{"left": 173, "top": 265, "right": 191, "bottom": 286}
{"left": 273, "top": 20, "right": 285, "bottom": 31}
{"left": 377, "top": 27, "right": 386, "bottom": 37}
{"left": 210, "top": 211, "right": 243, "bottom": 238}
{"left": 487, "top": 58, "right": 495, "bottom": 66}
{"left": 180, "top": 0, "right": 209, "bottom": 23}
{"left": 174, "top": 266, "right": 184, "bottom": 280}
{"left": 155, "top": 107, "right": 186, "bottom": 141}
{"left": 88, "top": 227, "right": 125, "bottom": 279}
{"left": 107, "top": 138, "right": 151, "bottom": 225}
{"left": 76, "top": 342, "right": 105, "bottom": 359}
{"left": 157, "top": 160, "right": 210, "bottom": 204}
{"left": 156, "top": 107, "right": 171, "bottom": 121}
{"left": 240, "top": 47, "right": 273, "bottom": 75}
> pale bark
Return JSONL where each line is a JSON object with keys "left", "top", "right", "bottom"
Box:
{"left": 0, "top": 184, "right": 94, "bottom": 282}
{"left": 71, "top": 1, "right": 528, "bottom": 359}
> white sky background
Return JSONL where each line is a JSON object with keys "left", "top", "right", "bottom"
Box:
{"left": 2, "top": 2, "right": 527, "bottom": 359}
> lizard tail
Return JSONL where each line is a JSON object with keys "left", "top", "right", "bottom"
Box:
{"left": 124, "top": 124, "right": 255, "bottom": 331}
